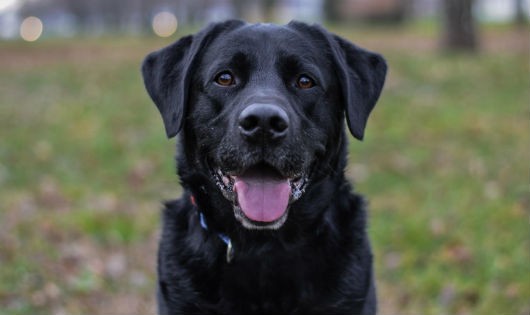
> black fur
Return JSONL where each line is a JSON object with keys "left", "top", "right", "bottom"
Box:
{"left": 142, "top": 20, "right": 387, "bottom": 315}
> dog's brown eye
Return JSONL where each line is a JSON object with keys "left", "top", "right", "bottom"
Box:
{"left": 215, "top": 72, "right": 235, "bottom": 86}
{"left": 296, "top": 75, "right": 315, "bottom": 89}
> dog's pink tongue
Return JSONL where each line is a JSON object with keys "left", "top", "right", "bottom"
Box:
{"left": 234, "top": 176, "right": 291, "bottom": 222}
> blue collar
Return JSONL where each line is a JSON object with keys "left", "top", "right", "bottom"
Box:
{"left": 199, "top": 212, "right": 234, "bottom": 263}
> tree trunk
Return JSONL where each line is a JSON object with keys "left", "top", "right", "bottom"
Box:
{"left": 233, "top": 0, "right": 246, "bottom": 19}
{"left": 514, "top": 0, "right": 528, "bottom": 26}
{"left": 442, "top": 0, "right": 478, "bottom": 52}
{"left": 261, "top": 0, "right": 277, "bottom": 22}
{"left": 324, "top": 0, "right": 341, "bottom": 22}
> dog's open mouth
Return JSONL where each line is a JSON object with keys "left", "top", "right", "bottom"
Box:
{"left": 211, "top": 163, "right": 308, "bottom": 230}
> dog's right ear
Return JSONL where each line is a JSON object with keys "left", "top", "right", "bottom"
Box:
{"left": 142, "top": 20, "right": 245, "bottom": 138}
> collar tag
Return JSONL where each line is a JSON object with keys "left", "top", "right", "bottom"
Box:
{"left": 226, "top": 240, "right": 234, "bottom": 263}
{"left": 197, "top": 205, "right": 234, "bottom": 263}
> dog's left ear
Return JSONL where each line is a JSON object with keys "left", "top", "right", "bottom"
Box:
{"left": 329, "top": 34, "right": 387, "bottom": 140}
{"left": 289, "top": 22, "right": 387, "bottom": 140}
{"left": 142, "top": 20, "right": 245, "bottom": 138}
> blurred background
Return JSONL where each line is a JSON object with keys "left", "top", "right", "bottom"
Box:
{"left": 0, "top": 0, "right": 528, "bottom": 314}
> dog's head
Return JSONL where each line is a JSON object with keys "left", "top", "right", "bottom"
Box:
{"left": 142, "top": 21, "right": 386, "bottom": 230}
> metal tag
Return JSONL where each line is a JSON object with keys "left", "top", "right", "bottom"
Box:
{"left": 226, "top": 240, "right": 234, "bottom": 263}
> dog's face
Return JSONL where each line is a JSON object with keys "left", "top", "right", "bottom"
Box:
{"left": 142, "top": 21, "right": 386, "bottom": 230}
{"left": 188, "top": 24, "right": 342, "bottom": 230}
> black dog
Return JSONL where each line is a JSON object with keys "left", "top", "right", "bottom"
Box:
{"left": 142, "top": 20, "right": 387, "bottom": 315}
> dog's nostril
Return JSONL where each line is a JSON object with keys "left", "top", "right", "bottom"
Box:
{"left": 270, "top": 116, "right": 288, "bottom": 133}
{"left": 239, "top": 104, "right": 289, "bottom": 141}
{"left": 239, "top": 114, "right": 259, "bottom": 133}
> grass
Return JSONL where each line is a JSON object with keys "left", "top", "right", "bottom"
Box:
{"left": 0, "top": 25, "right": 528, "bottom": 315}
{"left": 361, "top": 52, "right": 529, "bottom": 314}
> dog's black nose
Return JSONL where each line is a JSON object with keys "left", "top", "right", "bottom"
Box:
{"left": 239, "top": 104, "right": 289, "bottom": 141}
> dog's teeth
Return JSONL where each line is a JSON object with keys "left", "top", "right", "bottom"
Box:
{"left": 291, "top": 186, "right": 303, "bottom": 200}
{"left": 290, "top": 177, "right": 303, "bottom": 188}
{"left": 289, "top": 176, "right": 306, "bottom": 201}
{"left": 222, "top": 176, "right": 230, "bottom": 186}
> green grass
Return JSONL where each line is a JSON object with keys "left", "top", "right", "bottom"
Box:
{"left": 359, "top": 51, "right": 529, "bottom": 314}
{"left": 0, "top": 26, "right": 528, "bottom": 315}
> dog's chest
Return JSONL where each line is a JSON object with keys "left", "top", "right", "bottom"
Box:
{"left": 202, "top": 247, "right": 336, "bottom": 313}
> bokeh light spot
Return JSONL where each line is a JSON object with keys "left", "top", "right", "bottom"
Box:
{"left": 0, "top": 0, "right": 17, "bottom": 11}
{"left": 152, "top": 11, "right": 178, "bottom": 38}
{"left": 20, "top": 16, "right": 43, "bottom": 42}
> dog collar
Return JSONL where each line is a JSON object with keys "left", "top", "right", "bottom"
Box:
{"left": 192, "top": 196, "right": 234, "bottom": 263}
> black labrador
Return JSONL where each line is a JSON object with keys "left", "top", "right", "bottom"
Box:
{"left": 142, "top": 20, "right": 387, "bottom": 315}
